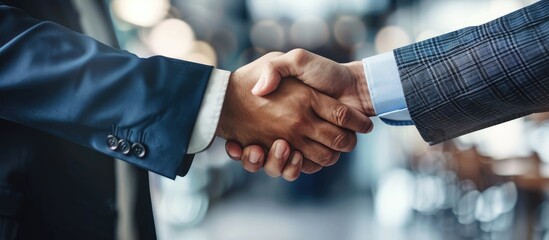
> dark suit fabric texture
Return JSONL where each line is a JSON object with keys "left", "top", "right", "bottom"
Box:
{"left": 0, "top": 0, "right": 212, "bottom": 239}
{"left": 395, "top": 0, "right": 549, "bottom": 144}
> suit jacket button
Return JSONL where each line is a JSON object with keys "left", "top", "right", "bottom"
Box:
{"left": 131, "top": 143, "right": 146, "bottom": 158}
{"left": 107, "top": 135, "right": 119, "bottom": 150}
{"left": 117, "top": 139, "right": 131, "bottom": 155}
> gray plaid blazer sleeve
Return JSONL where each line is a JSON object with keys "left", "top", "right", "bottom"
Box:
{"left": 394, "top": 0, "right": 549, "bottom": 145}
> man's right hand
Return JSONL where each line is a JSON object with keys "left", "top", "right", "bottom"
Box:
{"left": 252, "top": 49, "right": 375, "bottom": 116}
{"left": 216, "top": 52, "right": 372, "bottom": 177}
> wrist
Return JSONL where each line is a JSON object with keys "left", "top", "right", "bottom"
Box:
{"left": 215, "top": 73, "right": 237, "bottom": 139}
{"left": 346, "top": 61, "right": 375, "bottom": 116}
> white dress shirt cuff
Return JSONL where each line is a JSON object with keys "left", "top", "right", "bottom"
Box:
{"left": 362, "top": 52, "right": 414, "bottom": 125}
{"left": 187, "top": 69, "right": 231, "bottom": 154}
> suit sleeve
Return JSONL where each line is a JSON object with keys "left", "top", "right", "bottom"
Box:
{"left": 0, "top": 4, "right": 213, "bottom": 178}
{"left": 394, "top": 0, "right": 549, "bottom": 145}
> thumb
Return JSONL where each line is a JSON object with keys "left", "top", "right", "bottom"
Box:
{"left": 251, "top": 49, "right": 314, "bottom": 96}
{"left": 251, "top": 68, "right": 282, "bottom": 96}
{"left": 252, "top": 61, "right": 290, "bottom": 96}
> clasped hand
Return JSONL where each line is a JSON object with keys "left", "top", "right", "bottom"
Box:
{"left": 216, "top": 50, "right": 375, "bottom": 181}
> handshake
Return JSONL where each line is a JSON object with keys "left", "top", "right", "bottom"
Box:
{"left": 215, "top": 49, "right": 376, "bottom": 181}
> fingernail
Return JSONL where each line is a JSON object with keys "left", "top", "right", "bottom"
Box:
{"left": 251, "top": 75, "right": 266, "bottom": 94}
{"left": 249, "top": 151, "right": 260, "bottom": 164}
{"left": 366, "top": 123, "right": 374, "bottom": 133}
{"left": 291, "top": 154, "right": 301, "bottom": 165}
{"left": 274, "top": 143, "right": 285, "bottom": 159}
{"left": 227, "top": 151, "right": 237, "bottom": 159}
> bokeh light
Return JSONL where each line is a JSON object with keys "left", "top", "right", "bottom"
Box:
{"left": 250, "top": 20, "right": 286, "bottom": 50}
{"left": 415, "top": 29, "right": 440, "bottom": 42}
{"left": 112, "top": 0, "right": 169, "bottom": 27}
{"left": 375, "top": 169, "right": 414, "bottom": 227}
{"left": 459, "top": 119, "right": 531, "bottom": 159}
{"left": 210, "top": 29, "right": 238, "bottom": 62}
{"left": 289, "top": 16, "right": 329, "bottom": 49}
{"left": 374, "top": 26, "right": 411, "bottom": 53}
{"left": 190, "top": 41, "right": 217, "bottom": 66}
{"left": 333, "top": 15, "right": 367, "bottom": 48}
{"left": 148, "top": 19, "right": 195, "bottom": 59}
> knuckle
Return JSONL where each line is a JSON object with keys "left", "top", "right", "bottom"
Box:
{"left": 264, "top": 60, "right": 273, "bottom": 68}
{"left": 333, "top": 105, "right": 351, "bottom": 126}
{"left": 265, "top": 51, "right": 284, "bottom": 57}
{"left": 290, "top": 48, "right": 309, "bottom": 67}
{"left": 264, "top": 61, "right": 276, "bottom": 72}
{"left": 289, "top": 115, "right": 308, "bottom": 129}
{"left": 317, "top": 149, "right": 339, "bottom": 166}
{"left": 332, "top": 132, "right": 357, "bottom": 152}
{"left": 289, "top": 48, "right": 306, "bottom": 56}
{"left": 331, "top": 133, "right": 346, "bottom": 150}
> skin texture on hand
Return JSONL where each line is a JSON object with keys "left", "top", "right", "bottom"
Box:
{"left": 253, "top": 49, "right": 375, "bottom": 116}
{"left": 216, "top": 52, "right": 373, "bottom": 179}
{"left": 225, "top": 49, "right": 375, "bottom": 181}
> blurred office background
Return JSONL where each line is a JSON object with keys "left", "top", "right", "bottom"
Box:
{"left": 107, "top": 0, "right": 546, "bottom": 239}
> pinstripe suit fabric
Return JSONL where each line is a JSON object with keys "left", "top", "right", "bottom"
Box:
{"left": 395, "top": 0, "right": 549, "bottom": 145}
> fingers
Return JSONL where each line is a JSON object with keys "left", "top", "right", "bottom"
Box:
{"left": 252, "top": 49, "right": 315, "bottom": 96}
{"left": 281, "top": 151, "right": 303, "bottom": 181}
{"left": 225, "top": 140, "right": 243, "bottom": 160}
{"left": 236, "top": 139, "right": 303, "bottom": 181}
{"left": 240, "top": 145, "right": 265, "bottom": 173}
{"left": 299, "top": 139, "right": 341, "bottom": 167}
{"left": 302, "top": 158, "right": 323, "bottom": 174}
{"left": 251, "top": 68, "right": 282, "bottom": 96}
{"left": 233, "top": 139, "right": 327, "bottom": 180}
{"left": 311, "top": 93, "right": 373, "bottom": 134}
{"left": 308, "top": 119, "right": 357, "bottom": 153}
{"left": 262, "top": 140, "right": 305, "bottom": 181}
{"left": 261, "top": 140, "right": 304, "bottom": 181}
{"left": 263, "top": 139, "right": 291, "bottom": 177}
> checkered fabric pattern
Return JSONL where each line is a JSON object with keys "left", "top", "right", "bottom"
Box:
{"left": 395, "top": 0, "right": 549, "bottom": 145}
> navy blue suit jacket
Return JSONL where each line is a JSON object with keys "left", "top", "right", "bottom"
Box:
{"left": 0, "top": 1, "right": 213, "bottom": 239}
{"left": 0, "top": 3, "right": 213, "bottom": 179}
